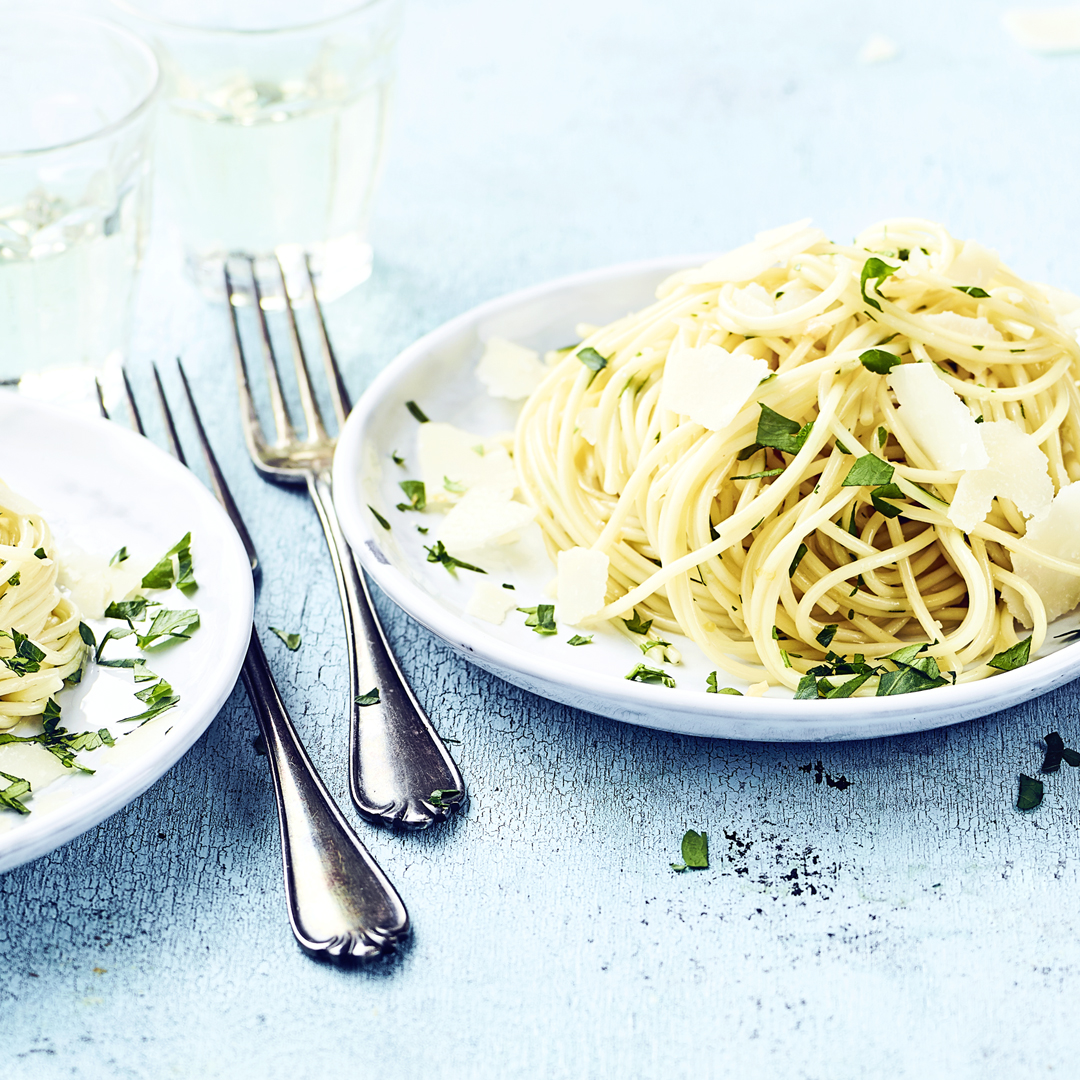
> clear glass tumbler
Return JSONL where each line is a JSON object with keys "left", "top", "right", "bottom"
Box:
{"left": 111, "top": 0, "right": 404, "bottom": 305}
{"left": 0, "top": 13, "right": 159, "bottom": 404}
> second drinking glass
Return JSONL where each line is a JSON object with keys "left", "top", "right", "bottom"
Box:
{"left": 113, "top": 0, "right": 403, "bottom": 304}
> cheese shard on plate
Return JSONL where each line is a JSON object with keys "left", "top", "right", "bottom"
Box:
{"left": 438, "top": 486, "right": 535, "bottom": 553}
{"left": 476, "top": 336, "right": 548, "bottom": 400}
{"left": 949, "top": 421, "right": 1054, "bottom": 533}
{"left": 557, "top": 547, "right": 609, "bottom": 626}
{"left": 887, "top": 363, "right": 989, "bottom": 471}
{"left": 659, "top": 344, "right": 771, "bottom": 432}
{"left": 465, "top": 579, "right": 521, "bottom": 625}
{"left": 1002, "top": 482, "right": 1080, "bottom": 626}
{"left": 417, "top": 422, "right": 518, "bottom": 504}
{"left": 923, "top": 311, "right": 1004, "bottom": 344}
{"left": 945, "top": 240, "right": 1000, "bottom": 289}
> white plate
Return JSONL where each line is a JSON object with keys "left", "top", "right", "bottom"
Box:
{"left": 0, "top": 392, "right": 254, "bottom": 872}
{"left": 332, "top": 256, "right": 1080, "bottom": 741}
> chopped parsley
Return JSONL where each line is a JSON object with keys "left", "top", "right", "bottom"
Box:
{"left": 396, "top": 480, "right": 426, "bottom": 512}
{"left": 623, "top": 610, "right": 653, "bottom": 635}
{"left": 391, "top": 451, "right": 406, "bottom": 466}
{"left": 141, "top": 533, "right": 196, "bottom": 592}
{"left": 103, "top": 598, "right": 153, "bottom": 626}
{"left": 756, "top": 404, "right": 813, "bottom": 455}
{"left": 429, "top": 788, "right": 460, "bottom": 808}
{"left": 269, "top": 627, "right": 302, "bottom": 651}
{"left": 1017, "top": 774, "right": 1043, "bottom": 811}
{"left": 135, "top": 609, "right": 200, "bottom": 650}
{"left": 0, "top": 773, "right": 31, "bottom": 814}
{"left": 988, "top": 638, "right": 1031, "bottom": 671}
{"left": 706, "top": 671, "right": 743, "bottom": 695}
{"left": 859, "top": 348, "right": 901, "bottom": 375}
{"left": 731, "top": 468, "right": 785, "bottom": 481}
{"left": 860, "top": 256, "right": 900, "bottom": 312}
{"left": 424, "top": 541, "right": 486, "bottom": 575}
{"left": 625, "top": 663, "right": 675, "bottom": 688}
{"left": 369, "top": 505, "right": 391, "bottom": 531}
{"left": 355, "top": 689, "right": 380, "bottom": 706}
{"left": 841, "top": 454, "right": 895, "bottom": 488}
{"left": 518, "top": 605, "right": 557, "bottom": 635}
{"left": 405, "top": 400, "right": 429, "bottom": 423}
{"left": 443, "top": 476, "right": 466, "bottom": 494}
{"left": 954, "top": 285, "right": 990, "bottom": 298}
{"left": 121, "top": 679, "right": 179, "bottom": 725}
{"left": 0, "top": 629, "right": 45, "bottom": 676}
{"left": 34, "top": 547, "right": 47, "bottom": 560}
{"left": 577, "top": 347, "right": 609, "bottom": 379}
{"left": 671, "top": 829, "right": 708, "bottom": 871}
{"left": 6, "top": 572, "right": 19, "bottom": 587}
{"left": 815, "top": 624, "right": 837, "bottom": 649}
{"left": 789, "top": 543, "right": 808, "bottom": 578}
{"left": 109, "top": 546, "right": 129, "bottom": 566}
{"left": 567, "top": 634, "right": 593, "bottom": 646}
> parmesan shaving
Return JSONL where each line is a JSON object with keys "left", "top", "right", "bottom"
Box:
{"left": 557, "top": 547, "right": 609, "bottom": 626}
{"left": 476, "top": 337, "right": 548, "bottom": 400}
{"left": 659, "top": 344, "right": 771, "bottom": 432}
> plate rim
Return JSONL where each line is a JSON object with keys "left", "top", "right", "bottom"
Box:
{"left": 0, "top": 392, "right": 254, "bottom": 872}
{"left": 332, "top": 254, "right": 1080, "bottom": 740}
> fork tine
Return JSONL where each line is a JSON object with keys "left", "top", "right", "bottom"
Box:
{"left": 175, "top": 357, "right": 260, "bottom": 573}
{"left": 304, "top": 254, "right": 351, "bottom": 426}
{"left": 249, "top": 257, "right": 296, "bottom": 444}
{"left": 151, "top": 362, "right": 187, "bottom": 466}
{"left": 121, "top": 366, "right": 146, "bottom": 436}
{"left": 276, "top": 254, "right": 327, "bottom": 442}
{"left": 94, "top": 378, "right": 110, "bottom": 421}
{"left": 225, "top": 263, "right": 274, "bottom": 466}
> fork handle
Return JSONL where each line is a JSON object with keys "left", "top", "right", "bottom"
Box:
{"left": 241, "top": 626, "right": 409, "bottom": 958}
{"left": 308, "top": 470, "right": 464, "bottom": 829}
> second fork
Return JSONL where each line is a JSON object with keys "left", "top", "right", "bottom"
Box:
{"left": 225, "top": 256, "right": 464, "bottom": 830}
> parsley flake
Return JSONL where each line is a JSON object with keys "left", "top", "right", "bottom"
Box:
{"left": 424, "top": 541, "right": 486, "bottom": 575}
{"left": 269, "top": 627, "right": 302, "bottom": 651}
{"left": 989, "top": 638, "right": 1031, "bottom": 671}
{"left": 567, "top": 634, "right": 593, "bottom": 646}
{"left": 396, "top": 480, "right": 426, "bottom": 512}
{"left": 673, "top": 829, "right": 708, "bottom": 870}
{"left": 355, "top": 689, "right": 380, "bottom": 706}
{"left": 429, "top": 789, "right": 460, "bottom": 809}
{"left": 34, "top": 547, "right": 47, "bottom": 560}
{"left": 368, "top": 505, "right": 391, "bottom": 531}
{"left": 756, "top": 404, "right": 814, "bottom": 455}
{"left": 518, "top": 605, "right": 557, "bottom": 635}
{"left": 954, "top": 285, "right": 991, "bottom": 298}
{"left": 1017, "top": 773, "right": 1043, "bottom": 811}
{"left": 789, "top": 543, "right": 808, "bottom": 578}
{"left": 860, "top": 256, "right": 900, "bottom": 312}
{"left": 405, "top": 400, "right": 429, "bottom": 423}
{"left": 859, "top": 349, "right": 901, "bottom": 375}
{"left": 622, "top": 610, "right": 653, "bottom": 635}
{"left": 841, "top": 454, "right": 895, "bottom": 488}
{"left": 626, "top": 663, "right": 675, "bottom": 688}
{"left": 577, "top": 347, "right": 609, "bottom": 377}
{"left": 109, "top": 546, "right": 129, "bottom": 566}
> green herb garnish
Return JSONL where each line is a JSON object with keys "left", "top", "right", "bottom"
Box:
{"left": 355, "top": 689, "right": 380, "bottom": 706}
{"left": 789, "top": 543, "right": 808, "bottom": 578}
{"left": 989, "top": 638, "right": 1031, "bottom": 671}
{"left": 860, "top": 256, "right": 899, "bottom": 312}
{"left": 443, "top": 476, "right": 466, "bottom": 494}
{"left": 577, "top": 347, "right": 609, "bottom": 378}
{"left": 841, "top": 454, "right": 895, "bottom": 488}
{"left": 396, "top": 480, "right": 426, "bottom": 512}
{"left": 518, "top": 605, "right": 557, "bottom": 635}
{"left": 269, "top": 627, "right": 301, "bottom": 651}
{"left": 424, "top": 541, "right": 486, "bottom": 575}
{"left": 567, "top": 634, "right": 593, "bottom": 646}
{"left": 141, "top": 533, "right": 196, "bottom": 592}
{"left": 429, "top": 789, "right": 460, "bottom": 808}
{"left": 109, "top": 547, "right": 129, "bottom": 566}
{"left": 954, "top": 285, "right": 990, "bottom": 298}
{"left": 859, "top": 348, "right": 901, "bottom": 375}
{"left": 120, "top": 679, "right": 179, "bottom": 725}
{"left": 1017, "top": 773, "right": 1043, "bottom": 810}
{"left": 626, "top": 663, "right": 675, "bottom": 688}
{"left": 135, "top": 609, "right": 200, "bottom": 650}
{"left": 756, "top": 404, "right": 814, "bottom": 455}
{"left": 34, "top": 547, "right": 47, "bottom": 560}
{"left": 369, "top": 505, "right": 391, "bottom": 530}
{"left": 671, "top": 829, "right": 708, "bottom": 871}
{"left": 405, "top": 400, "right": 429, "bottom": 423}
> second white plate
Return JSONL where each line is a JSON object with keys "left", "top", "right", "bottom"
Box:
{"left": 332, "top": 256, "right": 1080, "bottom": 741}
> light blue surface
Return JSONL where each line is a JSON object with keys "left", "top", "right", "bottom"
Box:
{"left": 4, "top": 2, "right": 1080, "bottom": 1076}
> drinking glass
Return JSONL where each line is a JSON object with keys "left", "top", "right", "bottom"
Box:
{"left": 0, "top": 12, "right": 159, "bottom": 405}
{"left": 111, "top": 0, "right": 404, "bottom": 305}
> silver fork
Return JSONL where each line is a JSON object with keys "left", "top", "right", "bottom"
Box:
{"left": 102, "top": 364, "right": 409, "bottom": 961}
{"left": 224, "top": 256, "right": 463, "bottom": 830}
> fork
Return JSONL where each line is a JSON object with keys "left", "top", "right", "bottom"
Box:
{"left": 224, "top": 256, "right": 463, "bottom": 829}
{"left": 103, "top": 364, "right": 410, "bottom": 961}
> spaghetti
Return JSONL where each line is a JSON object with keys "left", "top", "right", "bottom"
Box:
{"left": 0, "top": 481, "right": 85, "bottom": 726}
{"left": 513, "top": 219, "right": 1080, "bottom": 694}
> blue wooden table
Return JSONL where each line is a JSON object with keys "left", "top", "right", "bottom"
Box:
{"left": 4, "top": 2, "right": 1080, "bottom": 1075}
